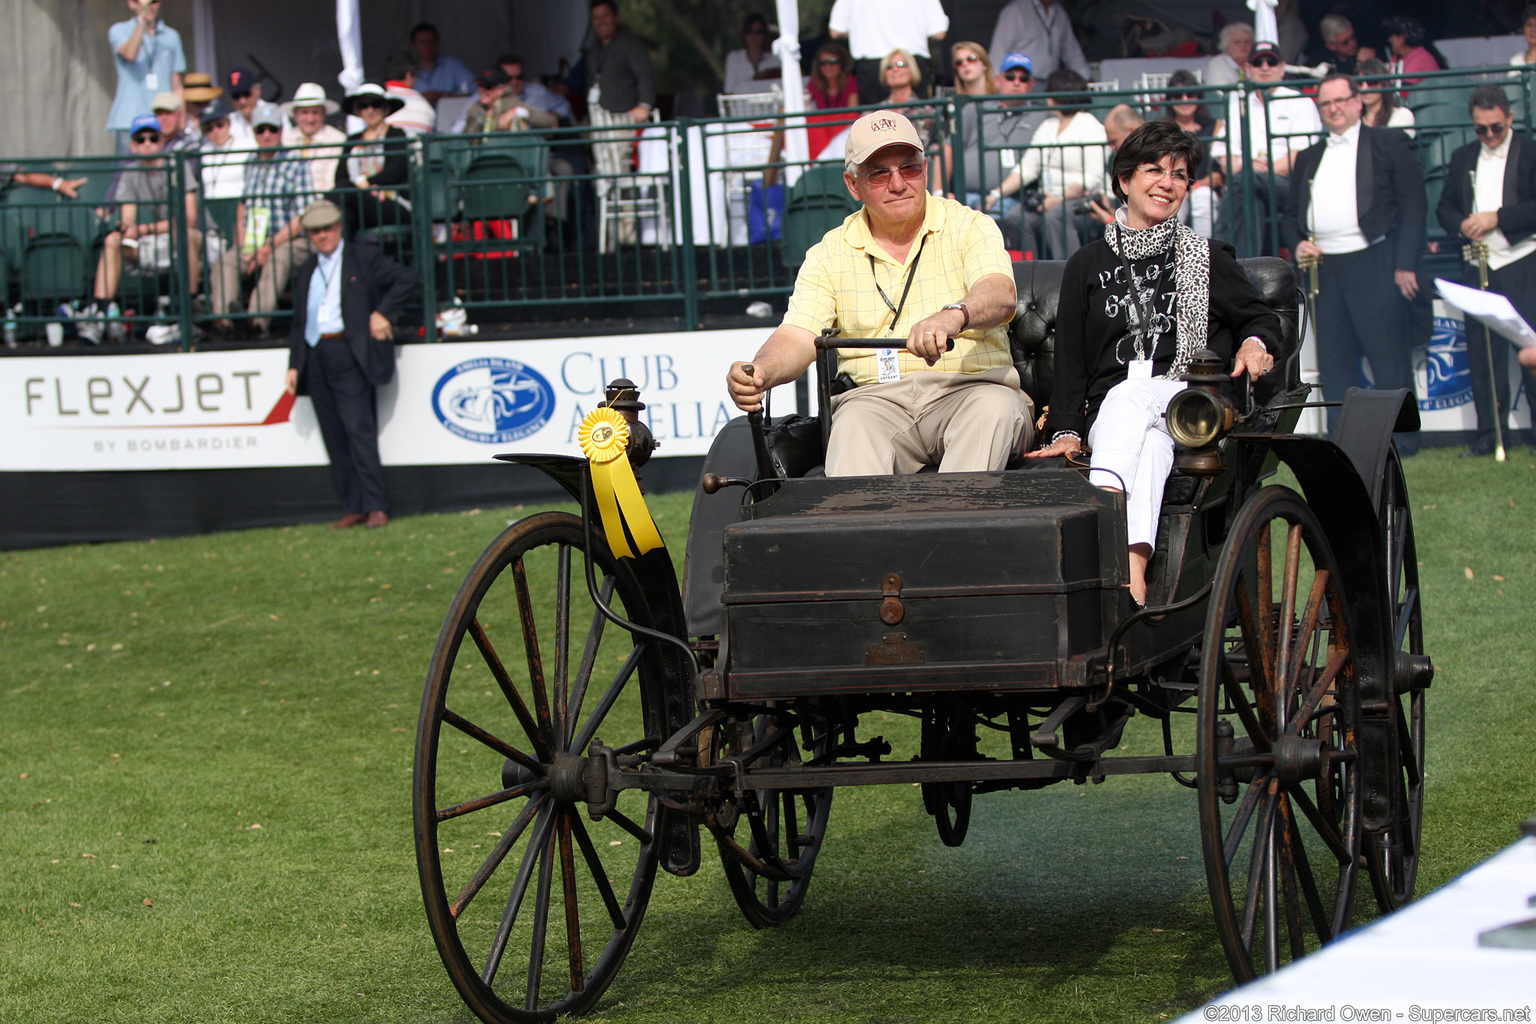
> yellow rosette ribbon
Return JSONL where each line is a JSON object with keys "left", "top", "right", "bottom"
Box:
{"left": 577, "top": 407, "right": 664, "bottom": 559}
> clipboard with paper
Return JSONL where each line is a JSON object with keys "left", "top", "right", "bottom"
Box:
{"left": 1434, "top": 278, "right": 1536, "bottom": 349}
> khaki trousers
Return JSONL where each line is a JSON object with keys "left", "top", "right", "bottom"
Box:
{"left": 210, "top": 235, "right": 314, "bottom": 334}
{"left": 825, "top": 366, "right": 1033, "bottom": 477}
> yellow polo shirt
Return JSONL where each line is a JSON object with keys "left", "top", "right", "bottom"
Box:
{"left": 782, "top": 193, "right": 1015, "bottom": 386}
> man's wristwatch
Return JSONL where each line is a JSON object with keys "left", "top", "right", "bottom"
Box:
{"left": 940, "top": 302, "right": 969, "bottom": 332}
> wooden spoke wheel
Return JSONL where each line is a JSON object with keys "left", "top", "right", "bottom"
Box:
{"left": 415, "top": 512, "right": 668, "bottom": 1023}
{"left": 707, "top": 712, "right": 833, "bottom": 928}
{"left": 921, "top": 704, "right": 976, "bottom": 848}
{"left": 1197, "top": 486, "right": 1365, "bottom": 983}
{"left": 1368, "top": 452, "right": 1426, "bottom": 911}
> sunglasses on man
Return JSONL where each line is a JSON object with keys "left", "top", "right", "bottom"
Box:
{"left": 1474, "top": 122, "right": 1509, "bottom": 137}
{"left": 255, "top": 124, "right": 282, "bottom": 135}
{"left": 132, "top": 132, "right": 162, "bottom": 144}
{"left": 1251, "top": 55, "right": 1283, "bottom": 68}
{"left": 230, "top": 89, "right": 253, "bottom": 100}
{"left": 1002, "top": 71, "right": 1031, "bottom": 82}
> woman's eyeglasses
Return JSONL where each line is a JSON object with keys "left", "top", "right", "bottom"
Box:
{"left": 818, "top": 57, "right": 842, "bottom": 66}
{"left": 355, "top": 99, "right": 386, "bottom": 110}
{"left": 953, "top": 54, "right": 980, "bottom": 67}
{"left": 1168, "top": 92, "right": 1198, "bottom": 103}
{"left": 1137, "top": 165, "right": 1191, "bottom": 188}
{"left": 888, "top": 60, "right": 909, "bottom": 69}
{"left": 858, "top": 160, "right": 925, "bottom": 188}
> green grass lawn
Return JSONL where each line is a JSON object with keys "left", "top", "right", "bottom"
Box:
{"left": 2, "top": 449, "right": 1534, "bottom": 1024}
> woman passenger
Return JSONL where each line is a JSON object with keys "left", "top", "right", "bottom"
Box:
{"left": 1027, "top": 121, "right": 1282, "bottom": 606}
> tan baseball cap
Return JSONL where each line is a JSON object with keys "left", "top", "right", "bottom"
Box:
{"left": 845, "top": 110, "right": 925, "bottom": 165}
{"left": 300, "top": 199, "right": 343, "bottom": 230}
{"left": 151, "top": 91, "right": 181, "bottom": 112}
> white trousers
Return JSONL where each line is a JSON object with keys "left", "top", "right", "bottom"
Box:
{"left": 1087, "top": 377, "right": 1187, "bottom": 548}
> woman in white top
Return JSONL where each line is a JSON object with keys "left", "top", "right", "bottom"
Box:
{"left": 986, "top": 68, "right": 1107, "bottom": 258}
{"left": 197, "top": 101, "right": 246, "bottom": 201}
{"left": 722, "top": 13, "right": 781, "bottom": 95}
{"left": 1357, "top": 58, "right": 1416, "bottom": 138}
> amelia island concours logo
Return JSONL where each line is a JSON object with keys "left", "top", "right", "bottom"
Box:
{"left": 431, "top": 357, "right": 557, "bottom": 443}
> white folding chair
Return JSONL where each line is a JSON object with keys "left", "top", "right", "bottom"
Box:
{"left": 590, "top": 106, "right": 670, "bottom": 252}
{"left": 716, "top": 90, "right": 782, "bottom": 246}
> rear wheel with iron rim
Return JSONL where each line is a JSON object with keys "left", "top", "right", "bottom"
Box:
{"left": 707, "top": 710, "right": 833, "bottom": 928}
{"left": 1197, "top": 486, "right": 1365, "bottom": 983}
{"left": 921, "top": 703, "right": 975, "bottom": 847}
{"left": 415, "top": 511, "right": 668, "bottom": 1023}
{"left": 1368, "top": 451, "right": 1427, "bottom": 911}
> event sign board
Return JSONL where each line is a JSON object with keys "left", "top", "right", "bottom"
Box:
{"left": 0, "top": 329, "right": 801, "bottom": 472}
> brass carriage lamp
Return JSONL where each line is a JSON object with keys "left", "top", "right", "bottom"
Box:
{"left": 1166, "top": 348, "right": 1236, "bottom": 476}
{"left": 604, "top": 377, "right": 660, "bottom": 468}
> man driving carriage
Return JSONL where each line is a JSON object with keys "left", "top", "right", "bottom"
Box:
{"left": 726, "top": 109, "right": 1034, "bottom": 475}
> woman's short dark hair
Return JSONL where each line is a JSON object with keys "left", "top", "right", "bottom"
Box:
{"left": 1046, "top": 68, "right": 1090, "bottom": 114}
{"left": 1111, "top": 120, "right": 1204, "bottom": 202}
{"left": 1163, "top": 68, "right": 1212, "bottom": 130}
{"left": 743, "top": 13, "right": 768, "bottom": 33}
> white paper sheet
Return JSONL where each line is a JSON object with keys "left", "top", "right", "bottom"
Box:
{"left": 1434, "top": 277, "right": 1536, "bottom": 348}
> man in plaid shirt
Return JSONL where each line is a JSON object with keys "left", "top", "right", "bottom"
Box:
{"left": 209, "top": 102, "right": 316, "bottom": 336}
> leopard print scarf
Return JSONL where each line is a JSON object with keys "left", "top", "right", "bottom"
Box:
{"left": 1107, "top": 210, "right": 1211, "bottom": 381}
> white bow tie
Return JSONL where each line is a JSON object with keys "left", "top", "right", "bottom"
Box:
{"left": 1326, "top": 133, "right": 1350, "bottom": 147}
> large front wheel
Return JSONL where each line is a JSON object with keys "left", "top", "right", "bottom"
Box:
{"left": 415, "top": 512, "right": 667, "bottom": 1023}
{"left": 1197, "top": 487, "right": 1365, "bottom": 983}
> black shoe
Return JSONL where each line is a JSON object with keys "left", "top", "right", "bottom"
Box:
{"left": 1460, "top": 439, "right": 1496, "bottom": 458}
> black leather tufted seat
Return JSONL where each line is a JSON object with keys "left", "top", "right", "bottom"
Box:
{"left": 1006, "top": 256, "right": 1301, "bottom": 420}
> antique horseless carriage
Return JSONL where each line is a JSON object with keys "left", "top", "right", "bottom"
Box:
{"left": 413, "top": 257, "right": 1433, "bottom": 1023}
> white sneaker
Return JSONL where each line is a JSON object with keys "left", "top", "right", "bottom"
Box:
{"left": 145, "top": 324, "right": 180, "bottom": 346}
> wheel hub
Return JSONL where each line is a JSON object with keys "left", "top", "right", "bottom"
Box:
{"left": 1272, "top": 734, "right": 1328, "bottom": 785}
{"left": 548, "top": 752, "right": 589, "bottom": 804}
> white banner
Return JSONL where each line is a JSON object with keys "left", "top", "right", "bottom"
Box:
{"left": 379, "top": 328, "right": 798, "bottom": 465}
{"left": 2, "top": 349, "right": 328, "bottom": 471}
{"left": 0, "top": 328, "right": 797, "bottom": 472}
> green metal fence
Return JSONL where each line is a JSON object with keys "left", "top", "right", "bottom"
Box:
{"left": 1, "top": 64, "right": 1528, "bottom": 350}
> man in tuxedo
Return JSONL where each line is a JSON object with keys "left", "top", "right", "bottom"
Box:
{"left": 1436, "top": 85, "right": 1536, "bottom": 457}
{"left": 284, "top": 200, "right": 420, "bottom": 529}
{"left": 1282, "top": 72, "right": 1425, "bottom": 453}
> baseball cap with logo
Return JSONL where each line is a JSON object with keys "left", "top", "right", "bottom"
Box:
{"left": 226, "top": 66, "right": 261, "bottom": 94}
{"left": 476, "top": 67, "right": 510, "bottom": 89}
{"left": 999, "top": 52, "right": 1033, "bottom": 74}
{"left": 250, "top": 101, "right": 284, "bottom": 131}
{"left": 845, "top": 110, "right": 925, "bottom": 166}
{"left": 129, "top": 113, "right": 162, "bottom": 136}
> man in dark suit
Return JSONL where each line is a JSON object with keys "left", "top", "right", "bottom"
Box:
{"left": 1282, "top": 72, "right": 1425, "bottom": 453}
{"left": 283, "top": 200, "right": 420, "bottom": 529}
{"left": 1436, "top": 85, "right": 1536, "bottom": 457}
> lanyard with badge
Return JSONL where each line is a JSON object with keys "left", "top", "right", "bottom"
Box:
{"left": 868, "top": 235, "right": 928, "bottom": 383}
{"left": 1114, "top": 223, "right": 1174, "bottom": 379}
{"left": 141, "top": 25, "right": 160, "bottom": 92}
